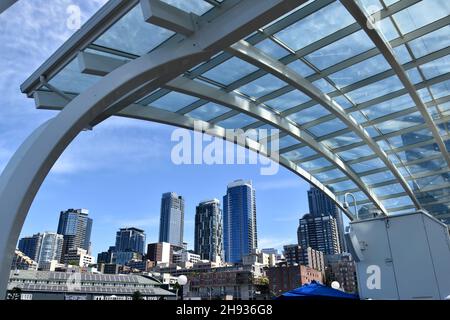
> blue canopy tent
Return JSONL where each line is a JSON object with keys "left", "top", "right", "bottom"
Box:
{"left": 277, "top": 281, "right": 359, "bottom": 300}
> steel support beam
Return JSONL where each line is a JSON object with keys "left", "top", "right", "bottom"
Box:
{"left": 0, "top": 0, "right": 18, "bottom": 14}
{"left": 140, "top": 0, "right": 197, "bottom": 36}
{"left": 78, "top": 51, "right": 128, "bottom": 76}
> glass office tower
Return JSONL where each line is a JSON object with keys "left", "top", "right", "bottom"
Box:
{"left": 223, "top": 180, "right": 257, "bottom": 263}
{"left": 115, "top": 227, "right": 146, "bottom": 255}
{"left": 159, "top": 192, "right": 185, "bottom": 247}
{"left": 57, "top": 209, "right": 93, "bottom": 255}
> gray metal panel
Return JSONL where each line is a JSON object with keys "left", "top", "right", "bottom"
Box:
{"left": 422, "top": 215, "right": 450, "bottom": 299}
{"left": 349, "top": 219, "right": 399, "bottom": 300}
{"left": 386, "top": 214, "right": 440, "bottom": 299}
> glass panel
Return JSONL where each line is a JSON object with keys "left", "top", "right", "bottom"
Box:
{"left": 388, "top": 129, "right": 434, "bottom": 148}
{"left": 338, "top": 145, "right": 374, "bottom": 161}
{"left": 332, "top": 95, "right": 353, "bottom": 109}
{"left": 238, "top": 74, "right": 286, "bottom": 98}
{"left": 346, "top": 75, "right": 404, "bottom": 103}
{"left": 308, "top": 118, "right": 347, "bottom": 137}
{"left": 161, "top": 0, "right": 213, "bottom": 15}
{"left": 94, "top": 6, "right": 173, "bottom": 56}
{"left": 408, "top": 26, "right": 450, "bottom": 58}
{"left": 287, "top": 60, "right": 315, "bottom": 77}
{"left": 323, "top": 131, "right": 362, "bottom": 148}
{"left": 265, "top": 90, "right": 311, "bottom": 112}
{"left": 328, "top": 54, "right": 391, "bottom": 88}
{"left": 288, "top": 105, "right": 331, "bottom": 125}
{"left": 392, "top": 45, "right": 412, "bottom": 64}
{"left": 363, "top": 94, "right": 415, "bottom": 120}
{"left": 382, "top": 196, "right": 413, "bottom": 209}
{"left": 312, "top": 78, "right": 335, "bottom": 93}
{"left": 151, "top": 92, "right": 198, "bottom": 112}
{"left": 328, "top": 179, "right": 357, "bottom": 192}
{"left": 278, "top": 136, "right": 300, "bottom": 150}
{"left": 351, "top": 158, "right": 386, "bottom": 173}
{"left": 186, "top": 102, "right": 230, "bottom": 121}
{"left": 392, "top": 0, "right": 450, "bottom": 34}
{"left": 429, "top": 80, "right": 450, "bottom": 99}
{"left": 361, "top": 171, "right": 395, "bottom": 185}
{"left": 275, "top": 1, "right": 355, "bottom": 51}
{"left": 415, "top": 173, "right": 450, "bottom": 189}
{"left": 305, "top": 30, "right": 374, "bottom": 70}
{"left": 282, "top": 146, "right": 316, "bottom": 162}
{"left": 376, "top": 17, "right": 400, "bottom": 41}
{"left": 420, "top": 55, "right": 450, "bottom": 79}
{"left": 300, "top": 157, "right": 332, "bottom": 171}
{"left": 254, "top": 39, "right": 290, "bottom": 59}
{"left": 217, "top": 114, "right": 256, "bottom": 129}
{"left": 375, "top": 112, "right": 424, "bottom": 135}
{"left": 405, "top": 67, "right": 423, "bottom": 84}
{"left": 372, "top": 183, "right": 404, "bottom": 197}
{"left": 48, "top": 59, "right": 101, "bottom": 94}
{"left": 315, "top": 169, "right": 346, "bottom": 182}
{"left": 202, "top": 57, "right": 258, "bottom": 85}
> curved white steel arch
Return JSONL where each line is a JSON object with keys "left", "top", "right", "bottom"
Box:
{"left": 0, "top": 0, "right": 308, "bottom": 297}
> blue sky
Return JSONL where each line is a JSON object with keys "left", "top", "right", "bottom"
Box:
{"left": 0, "top": 0, "right": 327, "bottom": 257}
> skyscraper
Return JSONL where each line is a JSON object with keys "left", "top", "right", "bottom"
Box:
{"left": 115, "top": 227, "right": 146, "bottom": 255}
{"left": 36, "top": 232, "right": 63, "bottom": 267}
{"left": 159, "top": 192, "right": 185, "bottom": 247}
{"left": 297, "top": 214, "right": 341, "bottom": 255}
{"left": 18, "top": 234, "right": 43, "bottom": 262}
{"left": 223, "top": 180, "right": 258, "bottom": 263}
{"left": 307, "top": 186, "right": 346, "bottom": 251}
{"left": 57, "top": 208, "right": 93, "bottom": 255}
{"left": 195, "top": 199, "right": 224, "bottom": 262}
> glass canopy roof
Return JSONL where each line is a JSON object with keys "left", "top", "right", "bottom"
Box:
{"left": 22, "top": 0, "right": 450, "bottom": 223}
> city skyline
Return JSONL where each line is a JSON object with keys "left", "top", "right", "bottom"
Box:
{"left": 19, "top": 177, "right": 331, "bottom": 259}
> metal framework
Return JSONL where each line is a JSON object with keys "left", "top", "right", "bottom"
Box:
{"left": 1, "top": 0, "right": 450, "bottom": 296}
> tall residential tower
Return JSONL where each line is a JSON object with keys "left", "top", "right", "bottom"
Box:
{"left": 223, "top": 180, "right": 257, "bottom": 263}
{"left": 195, "top": 199, "right": 224, "bottom": 262}
{"left": 307, "top": 186, "right": 346, "bottom": 251}
{"left": 159, "top": 192, "right": 184, "bottom": 247}
{"left": 57, "top": 208, "right": 93, "bottom": 255}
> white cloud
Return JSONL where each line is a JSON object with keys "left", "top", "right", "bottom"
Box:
{"left": 51, "top": 125, "right": 168, "bottom": 175}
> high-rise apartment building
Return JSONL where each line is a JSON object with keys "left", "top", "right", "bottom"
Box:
{"left": 308, "top": 186, "right": 346, "bottom": 251}
{"left": 36, "top": 232, "right": 64, "bottom": 268}
{"left": 57, "top": 208, "right": 93, "bottom": 255}
{"left": 223, "top": 180, "right": 257, "bottom": 263}
{"left": 297, "top": 214, "right": 341, "bottom": 255}
{"left": 283, "top": 244, "right": 325, "bottom": 272}
{"left": 194, "top": 199, "right": 224, "bottom": 262}
{"left": 18, "top": 232, "right": 63, "bottom": 267}
{"left": 159, "top": 192, "right": 184, "bottom": 247}
{"left": 115, "top": 227, "right": 146, "bottom": 255}
{"left": 18, "top": 234, "right": 42, "bottom": 262}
